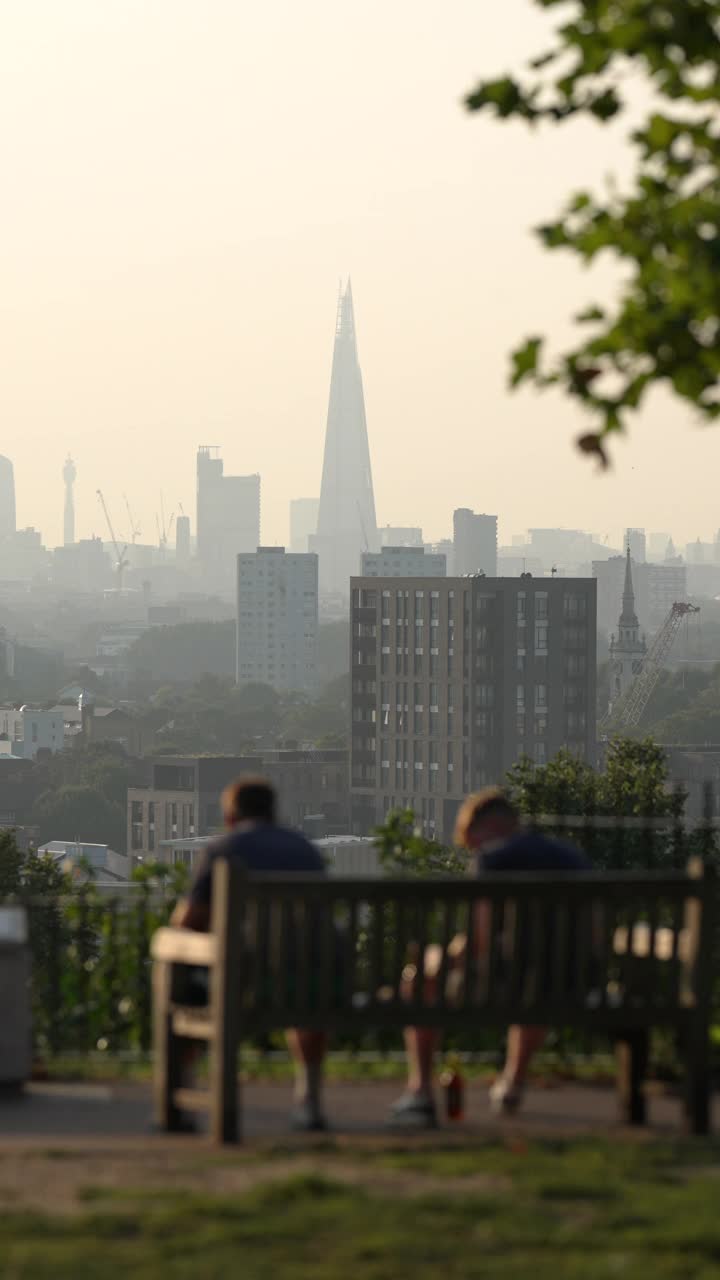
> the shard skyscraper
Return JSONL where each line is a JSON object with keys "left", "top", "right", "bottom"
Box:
{"left": 312, "top": 280, "right": 378, "bottom": 596}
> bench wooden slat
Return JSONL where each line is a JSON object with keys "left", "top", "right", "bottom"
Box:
{"left": 151, "top": 927, "right": 216, "bottom": 967}
{"left": 174, "top": 1087, "right": 211, "bottom": 1113}
{"left": 171, "top": 1007, "right": 213, "bottom": 1040}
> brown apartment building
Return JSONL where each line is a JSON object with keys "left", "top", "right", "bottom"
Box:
{"left": 350, "top": 574, "right": 596, "bottom": 842}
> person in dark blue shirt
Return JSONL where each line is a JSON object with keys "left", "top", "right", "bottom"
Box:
{"left": 390, "top": 787, "right": 591, "bottom": 1128}
{"left": 173, "top": 776, "right": 328, "bottom": 1131}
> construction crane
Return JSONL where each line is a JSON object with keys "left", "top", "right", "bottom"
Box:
{"left": 156, "top": 494, "right": 176, "bottom": 555}
{"left": 123, "top": 494, "right": 141, "bottom": 544}
{"left": 601, "top": 601, "right": 700, "bottom": 733}
{"left": 96, "top": 490, "right": 129, "bottom": 591}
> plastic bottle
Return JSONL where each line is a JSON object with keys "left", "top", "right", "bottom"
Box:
{"left": 440, "top": 1055, "right": 465, "bottom": 1121}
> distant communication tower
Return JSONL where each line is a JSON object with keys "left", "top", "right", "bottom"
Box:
{"left": 63, "top": 454, "right": 76, "bottom": 547}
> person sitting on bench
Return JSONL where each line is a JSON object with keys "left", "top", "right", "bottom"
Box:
{"left": 172, "top": 775, "right": 329, "bottom": 1132}
{"left": 389, "top": 787, "right": 591, "bottom": 1128}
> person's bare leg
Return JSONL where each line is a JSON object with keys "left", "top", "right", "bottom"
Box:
{"left": 503, "top": 1025, "right": 547, "bottom": 1088}
{"left": 286, "top": 1028, "right": 327, "bottom": 1124}
{"left": 404, "top": 1026, "right": 441, "bottom": 1098}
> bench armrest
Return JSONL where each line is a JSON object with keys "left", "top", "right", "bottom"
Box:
{"left": 151, "top": 927, "right": 216, "bottom": 967}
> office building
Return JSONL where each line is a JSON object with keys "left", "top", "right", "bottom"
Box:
{"left": 0, "top": 456, "right": 15, "bottom": 542}
{"left": 236, "top": 546, "right": 318, "bottom": 692}
{"left": 63, "top": 455, "right": 76, "bottom": 547}
{"left": 593, "top": 556, "right": 687, "bottom": 635}
{"left": 128, "top": 751, "right": 349, "bottom": 863}
{"left": 361, "top": 547, "right": 446, "bottom": 577}
{"left": 380, "top": 526, "right": 423, "bottom": 548}
{"left": 312, "top": 280, "right": 378, "bottom": 596}
{"left": 52, "top": 537, "right": 112, "bottom": 594}
{"left": 175, "top": 514, "right": 191, "bottom": 565}
{"left": 350, "top": 574, "right": 597, "bottom": 841}
{"left": 648, "top": 561, "right": 688, "bottom": 626}
{"left": 196, "top": 446, "right": 260, "bottom": 593}
{"left": 0, "top": 529, "right": 50, "bottom": 584}
{"left": 425, "top": 538, "right": 454, "bottom": 574}
{"left": 453, "top": 509, "right": 498, "bottom": 577}
{"left": 289, "top": 498, "right": 320, "bottom": 553}
{"left": 648, "top": 532, "right": 671, "bottom": 562}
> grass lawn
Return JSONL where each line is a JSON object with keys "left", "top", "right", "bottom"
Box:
{"left": 2, "top": 1138, "right": 720, "bottom": 1278}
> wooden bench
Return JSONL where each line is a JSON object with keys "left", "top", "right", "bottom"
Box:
{"left": 151, "top": 858, "right": 715, "bottom": 1142}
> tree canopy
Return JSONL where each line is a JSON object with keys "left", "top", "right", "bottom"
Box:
{"left": 466, "top": 0, "right": 720, "bottom": 462}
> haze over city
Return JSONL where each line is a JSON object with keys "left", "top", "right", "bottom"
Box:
{"left": 2, "top": 0, "right": 718, "bottom": 550}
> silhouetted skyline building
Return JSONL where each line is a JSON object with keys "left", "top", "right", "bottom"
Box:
{"left": 0, "top": 456, "right": 16, "bottom": 542}
{"left": 312, "top": 280, "right": 377, "bottom": 596}
{"left": 453, "top": 508, "right": 497, "bottom": 576}
{"left": 236, "top": 546, "right": 318, "bottom": 693}
{"left": 63, "top": 455, "right": 76, "bottom": 547}
{"left": 289, "top": 498, "right": 320, "bottom": 553}
{"left": 196, "top": 446, "right": 260, "bottom": 594}
{"left": 175, "top": 514, "right": 191, "bottom": 565}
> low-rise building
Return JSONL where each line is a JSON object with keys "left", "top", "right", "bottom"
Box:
{"left": 0, "top": 706, "right": 64, "bottom": 758}
{"left": 127, "top": 750, "right": 349, "bottom": 863}
{"left": 38, "top": 840, "right": 131, "bottom": 885}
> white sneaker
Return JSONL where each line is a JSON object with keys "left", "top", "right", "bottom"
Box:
{"left": 290, "top": 1101, "right": 328, "bottom": 1132}
{"left": 489, "top": 1077, "right": 523, "bottom": 1115}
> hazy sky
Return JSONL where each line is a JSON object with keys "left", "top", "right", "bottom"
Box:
{"left": 1, "top": 0, "right": 717, "bottom": 553}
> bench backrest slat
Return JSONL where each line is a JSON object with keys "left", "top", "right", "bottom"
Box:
{"left": 207, "top": 862, "right": 714, "bottom": 1027}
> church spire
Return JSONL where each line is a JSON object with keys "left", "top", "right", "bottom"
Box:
{"left": 619, "top": 546, "right": 638, "bottom": 628}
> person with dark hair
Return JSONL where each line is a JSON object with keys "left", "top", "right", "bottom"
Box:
{"left": 172, "top": 775, "right": 329, "bottom": 1131}
{"left": 389, "top": 787, "right": 590, "bottom": 1128}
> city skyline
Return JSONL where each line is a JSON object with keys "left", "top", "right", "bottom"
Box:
{"left": 2, "top": 2, "right": 719, "bottom": 551}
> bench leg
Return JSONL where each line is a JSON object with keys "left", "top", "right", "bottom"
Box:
{"left": 616, "top": 1029, "right": 649, "bottom": 1126}
{"left": 209, "top": 1029, "right": 240, "bottom": 1144}
{"left": 684, "top": 1027, "right": 711, "bottom": 1137}
{"left": 153, "top": 961, "right": 183, "bottom": 1132}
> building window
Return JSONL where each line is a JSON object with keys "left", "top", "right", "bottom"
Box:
{"left": 516, "top": 685, "right": 525, "bottom": 710}
{"left": 535, "top": 684, "right": 547, "bottom": 710}
{"left": 535, "top": 622, "right": 548, "bottom": 653}
{"left": 517, "top": 592, "right": 526, "bottom": 620}
{"left": 564, "top": 593, "right": 587, "bottom": 620}
{"left": 566, "top": 653, "right": 587, "bottom": 677}
{"left": 476, "top": 684, "right": 493, "bottom": 708}
{"left": 535, "top": 592, "right": 548, "bottom": 620}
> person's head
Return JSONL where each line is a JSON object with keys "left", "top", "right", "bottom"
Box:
{"left": 221, "top": 775, "right": 276, "bottom": 829}
{"left": 454, "top": 787, "right": 519, "bottom": 851}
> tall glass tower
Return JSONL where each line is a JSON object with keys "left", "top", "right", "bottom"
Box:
{"left": 312, "top": 280, "right": 377, "bottom": 596}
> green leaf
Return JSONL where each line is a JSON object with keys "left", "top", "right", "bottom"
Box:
{"left": 510, "top": 337, "right": 543, "bottom": 388}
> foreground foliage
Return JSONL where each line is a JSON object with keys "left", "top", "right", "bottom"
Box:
{"left": 466, "top": 0, "right": 720, "bottom": 460}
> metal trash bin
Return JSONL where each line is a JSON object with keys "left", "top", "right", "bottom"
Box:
{"left": 0, "top": 906, "right": 31, "bottom": 1089}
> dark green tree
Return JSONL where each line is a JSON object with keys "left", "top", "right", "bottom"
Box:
{"left": 34, "top": 784, "right": 126, "bottom": 852}
{"left": 506, "top": 738, "right": 688, "bottom": 867}
{"left": 374, "top": 809, "right": 465, "bottom": 875}
{"left": 466, "top": 0, "right": 720, "bottom": 462}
